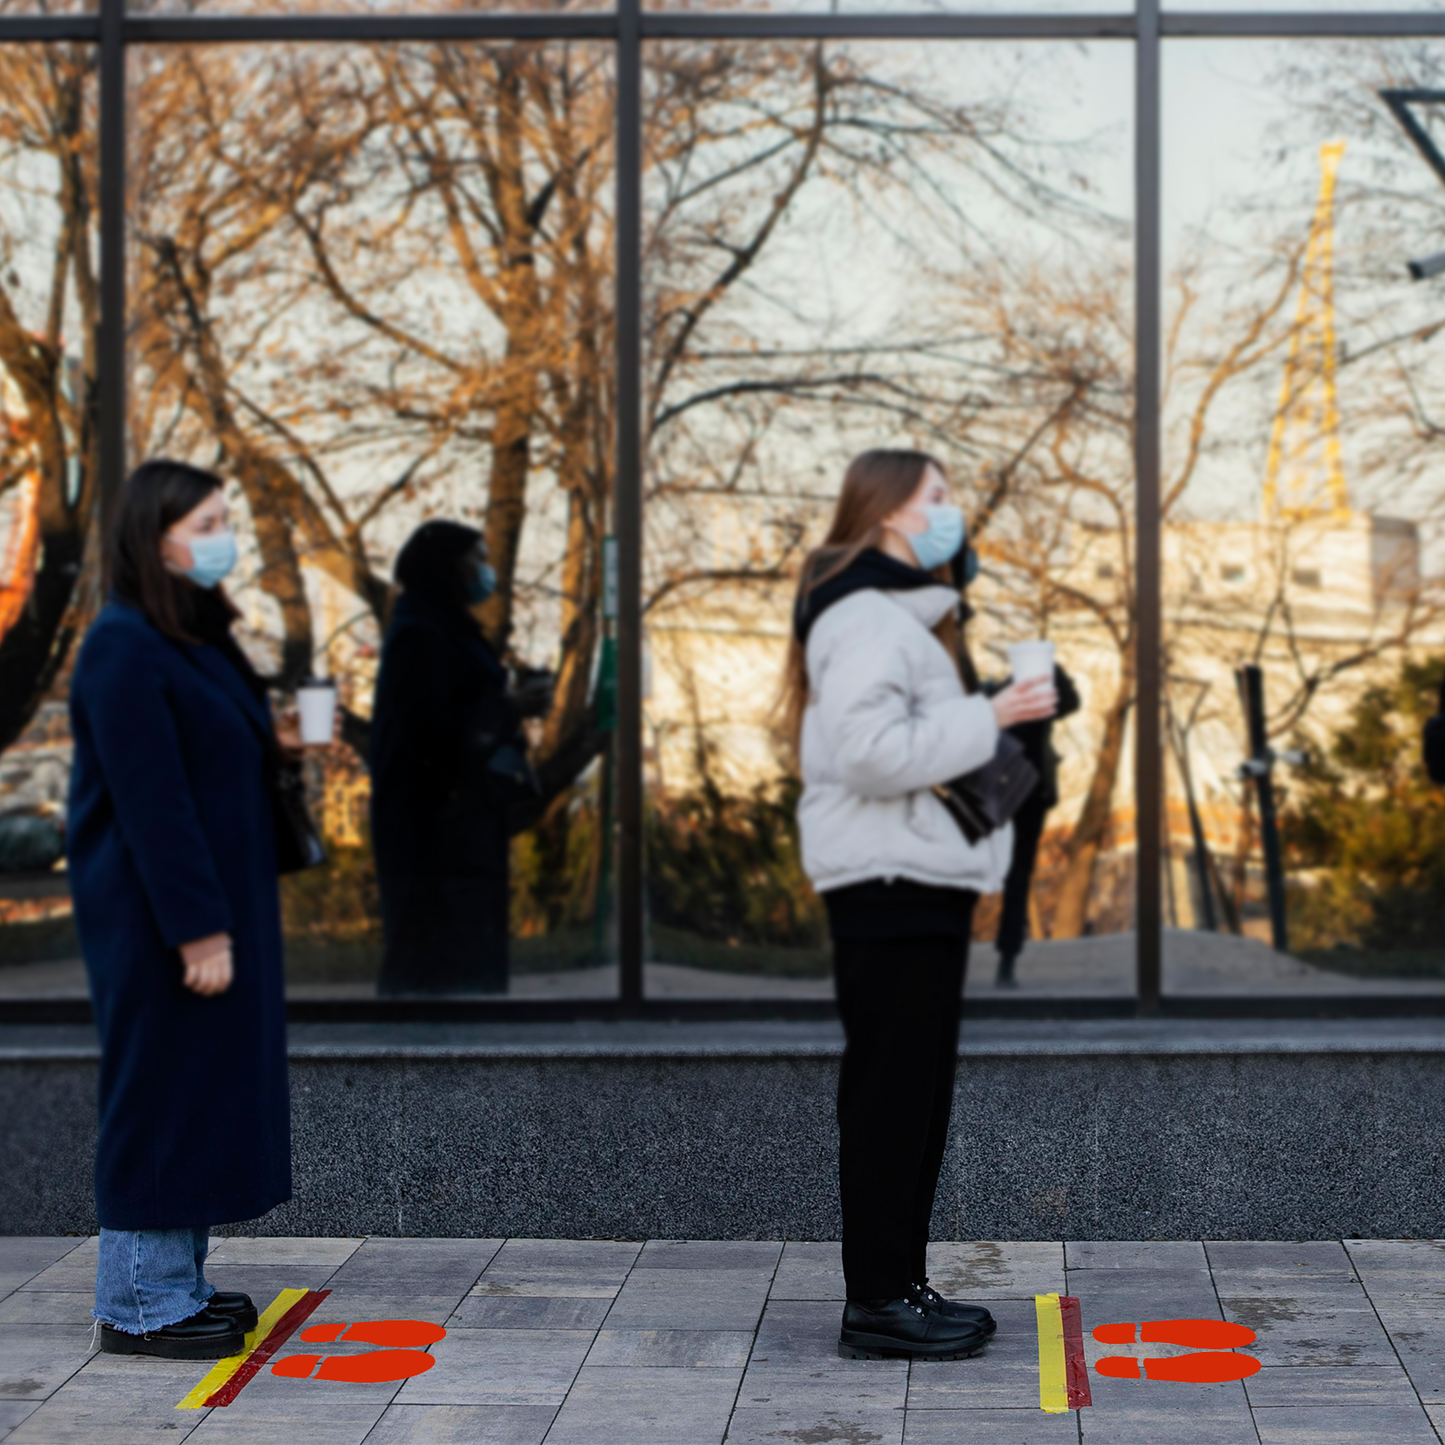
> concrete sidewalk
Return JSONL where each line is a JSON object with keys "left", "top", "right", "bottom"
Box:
{"left": 2, "top": 1235, "right": 1442, "bottom": 1444}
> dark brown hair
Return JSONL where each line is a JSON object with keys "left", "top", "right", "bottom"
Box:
{"left": 777, "top": 448, "right": 970, "bottom": 756}
{"left": 108, "top": 459, "right": 237, "bottom": 641}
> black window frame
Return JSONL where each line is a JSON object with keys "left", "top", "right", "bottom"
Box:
{"left": 7, "top": 0, "right": 1445, "bottom": 1024}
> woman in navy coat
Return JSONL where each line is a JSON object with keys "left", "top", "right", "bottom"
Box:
{"left": 370, "top": 520, "right": 548, "bottom": 995}
{"left": 67, "top": 460, "right": 313, "bottom": 1360}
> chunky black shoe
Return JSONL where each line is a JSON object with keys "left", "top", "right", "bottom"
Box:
{"left": 99, "top": 1308, "right": 245, "bottom": 1361}
{"left": 204, "top": 1291, "right": 259, "bottom": 1333}
{"left": 911, "top": 1280, "right": 997, "bottom": 1335}
{"left": 838, "top": 1296, "right": 990, "bottom": 1361}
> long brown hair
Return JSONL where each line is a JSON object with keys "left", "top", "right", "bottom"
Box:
{"left": 777, "top": 448, "right": 973, "bottom": 758}
{"left": 108, "top": 459, "right": 238, "bottom": 642}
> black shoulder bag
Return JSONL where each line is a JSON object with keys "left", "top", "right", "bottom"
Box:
{"left": 931, "top": 732, "right": 1040, "bottom": 846}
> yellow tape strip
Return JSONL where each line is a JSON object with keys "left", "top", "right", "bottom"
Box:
{"left": 1035, "top": 1292, "right": 1069, "bottom": 1414}
{"left": 176, "top": 1288, "right": 306, "bottom": 1410}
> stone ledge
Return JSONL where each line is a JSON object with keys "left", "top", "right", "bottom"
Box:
{"left": 7, "top": 1016, "right": 1445, "bottom": 1062}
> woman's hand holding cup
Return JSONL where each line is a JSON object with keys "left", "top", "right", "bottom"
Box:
{"left": 991, "top": 676, "right": 1058, "bottom": 729}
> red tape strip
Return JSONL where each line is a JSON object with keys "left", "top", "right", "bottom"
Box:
{"left": 204, "top": 1289, "right": 331, "bottom": 1407}
{"left": 1060, "top": 1295, "right": 1093, "bottom": 1410}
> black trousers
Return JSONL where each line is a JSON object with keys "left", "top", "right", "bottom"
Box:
{"left": 833, "top": 911, "right": 973, "bottom": 1301}
{"left": 996, "top": 794, "right": 1047, "bottom": 960}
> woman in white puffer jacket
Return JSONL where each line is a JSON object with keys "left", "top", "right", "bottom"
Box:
{"left": 781, "top": 449, "right": 1056, "bottom": 1364}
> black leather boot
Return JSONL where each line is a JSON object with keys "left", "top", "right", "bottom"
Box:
{"left": 839, "top": 1296, "right": 990, "bottom": 1361}
{"left": 995, "top": 952, "right": 1018, "bottom": 988}
{"left": 100, "top": 1308, "right": 245, "bottom": 1360}
{"left": 204, "top": 1291, "right": 259, "bottom": 1333}
{"left": 911, "top": 1280, "right": 997, "bottom": 1335}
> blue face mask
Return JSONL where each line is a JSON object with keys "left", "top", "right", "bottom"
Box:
{"left": 908, "top": 504, "right": 966, "bottom": 572}
{"left": 176, "top": 529, "right": 238, "bottom": 589}
{"left": 465, "top": 561, "right": 497, "bottom": 605}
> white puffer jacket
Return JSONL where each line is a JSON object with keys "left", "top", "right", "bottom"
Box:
{"left": 797, "top": 584, "right": 1013, "bottom": 895}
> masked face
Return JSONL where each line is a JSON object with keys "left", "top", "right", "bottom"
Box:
{"left": 884, "top": 466, "right": 966, "bottom": 572}
{"left": 464, "top": 552, "right": 497, "bottom": 605}
{"left": 162, "top": 490, "right": 237, "bottom": 589}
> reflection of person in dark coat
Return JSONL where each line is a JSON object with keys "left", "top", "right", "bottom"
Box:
{"left": 370, "top": 521, "right": 548, "bottom": 996}
{"left": 994, "top": 664, "right": 1081, "bottom": 987}
{"left": 67, "top": 460, "right": 297, "bottom": 1360}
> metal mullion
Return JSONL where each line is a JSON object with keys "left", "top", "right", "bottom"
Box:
{"left": 1164, "top": 10, "right": 1445, "bottom": 34}
{"left": 122, "top": 12, "right": 617, "bottom": 43}
{"left": 98, "top": 0, "right": 125, "bottom": 543}
{"left": 640, "top": 11, "right": 1134, "bottom": 37}
{"left": 0, "top": 16, "right": 99, "bottom": 40}
{"left": 615, "top": 0, "right": 644, "bottom": 1009}
{"left": 1134, "top": 0, "right": 1162, "bottom": 1014}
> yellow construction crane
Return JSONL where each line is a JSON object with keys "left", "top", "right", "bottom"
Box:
{"left": 1262, "top": 140, "right": 1351, "bottom": 522}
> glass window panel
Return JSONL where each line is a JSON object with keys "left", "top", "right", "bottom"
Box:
{"left": 648, "top": 0, "right": 1126, "bottom": 14}
{"left": 1162, "top": 39, "right": 1445, "bottom": 997}
{"left": 642, "top": 38, "right": 1136, "bottom": 999}
{"left": 0, "top": 42, "right": 97, "bottom": 1006}
{"left": 129, "top": 0, "right": 609, "bottom": 16}
{"left": 112, "top": 40, "right": 615, "bottom": 1001}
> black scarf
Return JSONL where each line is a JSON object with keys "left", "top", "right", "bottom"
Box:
{"left": 793, "top": 548, "right": 948, "bottom": 645}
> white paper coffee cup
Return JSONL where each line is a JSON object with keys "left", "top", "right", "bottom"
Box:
{"left": 1007, "top": 639, "right": 1055, "bottom": 682}
{"left": 296, "top": 682, "right": 337, "bottom": 745}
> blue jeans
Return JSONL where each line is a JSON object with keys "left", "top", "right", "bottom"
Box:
{"left": 94, "top": 1227, "right": 215, "bottom": 1334}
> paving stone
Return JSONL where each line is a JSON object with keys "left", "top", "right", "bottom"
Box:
{"left": 482, "top": 1240, "right": 641, "bottom": 1273}
{"left": 1072, "top": 1271, "right": 1224, "bottom": 1316}
{"left": 470, "top": 1241, "right": 638, "bottom": 1299}
{"left": 1219, "top": 1296, "right": 1395, "bottom": 1368}
{"left": 1244, "top": 1365, "right": 1420, "bottom": 1407}
{"left": 362, "top": 1404, "right": 557, "bottom": 1445}
{"left": 184, "top": 1397, "right": 387, "bottom": 1444}
{"left": 0, "top": 1294, "right": 93, "bottom": 1326}
{"left": 301, "top": 1293, "right": 466, "bottom": 1329}
{"left": 903, "top": 1410, "right": 1078, "bottom": 1444}
{"left": 726, "top": 1405, "right": 903, "bottom": 1444}
{"left": 1371, "top": 1307, "right": 1445, "bottom": 1401}
{"left": 5, "top": 1352, "right": 204, "bottom": 1444}
{"left": 1066, "top": 1241, "right": 1209, "bottom": 1272}
{"left": 0, "top": 1242, "right": 87, "bottom": 1295}
{"left": 586, "top": 1329, "right": 752, "bottom": 1368}
{"left": 323, "top": 1239, "right": 503, "bottom": 1291}
{"left": 16, "top": 1245, "right": 97, "bottom": 1296}
{"left": 769, "top": 1242, "right": 845, "bottom": 1302}
{"left": 0, "top": 1326, "right": 96, "bottom": 1400}
{"left": 0, "top": 1403, "right": 40, "bottom": 1437}
{"left": 468, "top": 1272, "right": 626, "bottom": 1300}
{"left": 541, "top": 1365, "right": 741, "bottom": 1445}
{"left": 633, "top": 1241, "right": 781, "bottom": 1271}
{"left": 1084, "top": 1372, "right": 1258, "bottom": 1438}
{"left": 1205, "top": 1242, "right": 1356, "bottom": 1279}
{"left": 391, "top": 1327, "right": 593, "bottom": 1406}
{"left": 1251, "top": 1403, "right": 1440, "bottom": 1444}
{"left": 1344, "top": 1240, "right": 1445, "bottom": 1276}
{"left": 604, "top": 1269, "right": 772, "bottom": 1332}
{"left": 924, "top": 1243, "right": 1065, "bottom": 1300}
{"left": 449, "top": 1295, "right": 612, "bottom": 1330}
{"left": 204, "top": 1238, "right": 364, "bottom": 1269}
{"left": 1078, "top": 1399, "right": 1258, "bottom": 1445}
{"left": 741, "top": 1301, "right": 908, "bottom": 1410}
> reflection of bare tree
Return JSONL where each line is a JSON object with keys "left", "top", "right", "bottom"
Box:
{"left": 0, "top": 42, "right": 98, "bottom": 752}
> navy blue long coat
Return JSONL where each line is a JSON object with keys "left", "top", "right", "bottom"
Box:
{"left": 66, "top": 601, "right": 291, "bottom": 1230}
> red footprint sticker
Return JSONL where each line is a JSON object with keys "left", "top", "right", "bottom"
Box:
{"left": 1093, "top": 1318, "right": 1260, "bottom": 1384}
{"left": 271, "top": 1319, "right": 445, "bottom": 1384}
